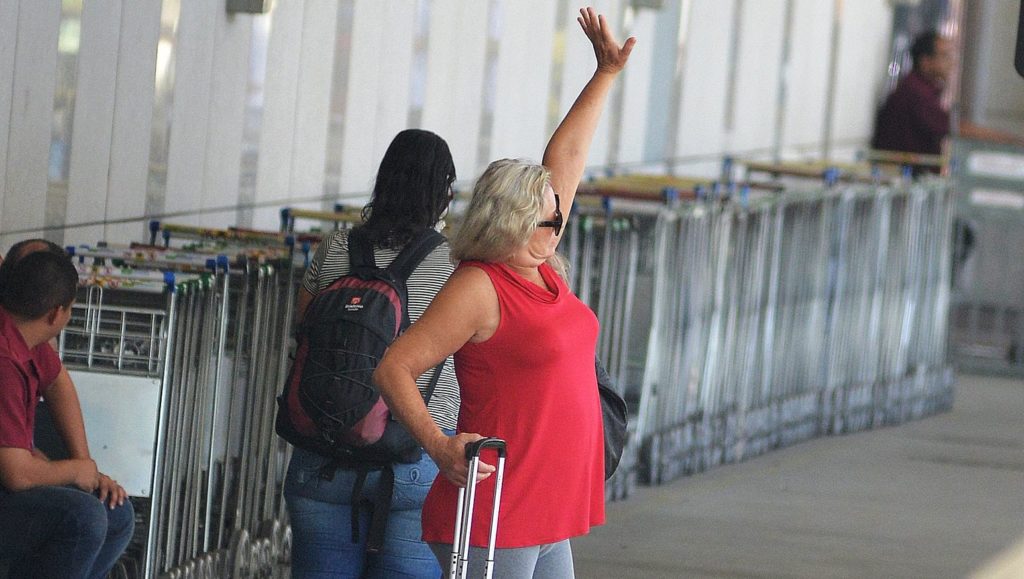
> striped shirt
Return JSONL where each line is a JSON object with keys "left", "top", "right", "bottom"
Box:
{"left": 302, "top": 229, "right": 460, "bottom": 430}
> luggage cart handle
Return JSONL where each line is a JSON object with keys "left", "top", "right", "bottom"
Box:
{"left": 464, "top": 437, "right": 507, "bottom": 460}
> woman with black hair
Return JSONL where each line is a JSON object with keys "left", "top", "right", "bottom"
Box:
{"left": 283, "top": 128, "right": 460, "bottom": 578}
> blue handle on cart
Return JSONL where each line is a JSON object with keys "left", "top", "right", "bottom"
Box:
{"left": 162, "top": 230, "right": 171, "bottom": 248}
{"left": 280, "top": 208, "right": 291, "bottom": 232}
{"left": 333, "top": 203, "right": 345, "bottom": 213}
{"left": 163, "top": 271, "right": 176, "bottom": 292}
{"left": 602, "top": 196, "right": 613, "bottom": 215}
{"left": 205, "top": 259, "right": 216, "bottom": 272}
{"left": 739, "top": 185, "right": 750, "bottom": 208}
{"left": 301, "top": 241, "right": 312, "bottom": 268}
{"left": 216, "top": 255, "right": 229, "bottom": 273}
{"left": 149, "top": 220, "right": 160, "bottom": 245}
{"left": 464, "top": 437, "right": 507, "bottom": 460}
{"left": 662, "top": 187, "right": 679, "bottom": 204}
{"left": 285, "top": 235, "right": 295, "bottom": 249}
{"left": 823, "top": 167, "right": 839, "bottom": 187}
{"left": 721, "top": 156, "right": 733, "bottom": 182}
{"left": 694, "top": 185, "right": 706, "bottom": 200}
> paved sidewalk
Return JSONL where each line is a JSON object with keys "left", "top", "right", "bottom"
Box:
{"left": 572, "top": 374, "right": 1024, "bottom": 579}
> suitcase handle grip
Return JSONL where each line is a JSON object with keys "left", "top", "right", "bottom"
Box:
{"left": 464, "top": 437, "right": 507, "bottom": 460}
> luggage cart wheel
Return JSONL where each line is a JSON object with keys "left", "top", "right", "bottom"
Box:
{"left": 199, "top": 554, "right": 215, "bottom": 579}
{"left": 108, "top": 560, "right": 130, "bottom": 579}
{"left": 228, "top": 529, "right": 251, "bottom": 579}
{"left": 256, "top": 537, "right": 273, "bottom": 578}
{"left": 211, "top": 549, "right": 226, "bottom": 577}
{"left": 257, "top": 518, "right": 282, "bottom": 562}
{"left": 279, "top": 525, "right": 292, "bottom": 564}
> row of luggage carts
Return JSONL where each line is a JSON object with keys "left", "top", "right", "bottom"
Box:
{"left": 51, "top": 159, "right": 956, "bottom": 577}
{"left": 562, "top": 166, "right": 955, "bottom": 495}
{"left": 57, "top": 228, "right": 315, "bottom": 579}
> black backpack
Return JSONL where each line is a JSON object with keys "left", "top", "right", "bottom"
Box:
{"left": 276, "top": 227, "right": 445, "bottom": 464}
{"left": 275, "top": 227, "right": 445, "bottom": 551}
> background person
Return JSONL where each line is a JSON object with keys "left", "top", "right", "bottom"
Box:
{"left": 373, "top": 8, "right": 634, "bottom": 578}
{"left": 283, "top": 128, "right": 461, "bottom": 579}
{"left": 872, "top": 30, "right": 1024, "bottom": 162}
{"left": 0, "top": 240, "right": 96, "bottom": 460}
{"left": 0, "top": 250, "right": 133, "bottom": 579}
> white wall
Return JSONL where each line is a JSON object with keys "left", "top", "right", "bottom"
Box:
{"left": 829, "top": 0, "right": 893, "bottom": 161}
{"left": 0, "top": 0, "right": 899, "bottom": 249}
{"left": 780, "top": 0, "right": 834, "bottom": 156}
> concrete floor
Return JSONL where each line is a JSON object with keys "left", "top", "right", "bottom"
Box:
{"left": 572, "top": 374, "right": 1024, "bottom": 579}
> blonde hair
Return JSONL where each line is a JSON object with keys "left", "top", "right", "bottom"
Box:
{"left": 451, "top": 159, "right": 568, "bottom": 278}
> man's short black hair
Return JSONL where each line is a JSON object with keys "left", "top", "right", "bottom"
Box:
{"left": 0, "top": 238, "right": 67, "bottom": 293}
{"left": 0, "top": 251, "right": 78, "bottom": 320}
{"left": 911, "top": 31, "right": 940, "bottom": 70}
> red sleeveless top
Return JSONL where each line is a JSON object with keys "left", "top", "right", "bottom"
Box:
{"left": 421, "top": 261, "right": 605, "bottom": 548}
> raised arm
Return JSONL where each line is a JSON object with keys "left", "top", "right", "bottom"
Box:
{"left": 542, "top": 7, "right": 635, "bottom": 226}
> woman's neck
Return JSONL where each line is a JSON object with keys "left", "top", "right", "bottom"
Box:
{"left": 504, "top": 261, "right": 548, "bottom": 290}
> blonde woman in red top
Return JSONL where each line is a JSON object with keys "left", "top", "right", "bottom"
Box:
{"left": 373, "top": 7, "right": 634, "bottom": 577}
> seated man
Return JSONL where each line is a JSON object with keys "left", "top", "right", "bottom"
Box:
{"left": 0, "top": 250, "right": 134, "bottom": 579}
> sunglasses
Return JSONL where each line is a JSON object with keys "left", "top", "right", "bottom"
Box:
{"left": 537, "top": 194, "right": 563, "bottom": 236}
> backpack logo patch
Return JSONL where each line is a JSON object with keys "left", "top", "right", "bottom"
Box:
{"left": 345, "top": 295, "right": 364, "bottom": 311}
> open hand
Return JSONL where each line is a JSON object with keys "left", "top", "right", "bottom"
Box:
{"left": 578, "top": 6, "right": 636, "bottom": 75}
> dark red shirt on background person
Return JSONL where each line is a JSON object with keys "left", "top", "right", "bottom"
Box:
{"left": 871, "top": 69, "right": 950, "bottom": 156}
{"left": 0, "top": 305, "right": 62, "bottom": 450}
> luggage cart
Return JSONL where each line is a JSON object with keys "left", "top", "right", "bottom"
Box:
{"left": 62, "top": 240, "right": 303, "bottom": 579}
{"left": 59, "top": 270, "right": 203, "bottom": 579}
{"left": 563, "top": 194, "right": 662, "bottom": 501}
{"left": 948, "top": 138, "right": 1024, "bottom": 375}
{"left": 593, "top": 172, "right": 956, "bottom": 487}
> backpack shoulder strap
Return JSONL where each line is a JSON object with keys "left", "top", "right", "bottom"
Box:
{"left": 386, "top": 229, "right": 445, "bottom": 282}
{"left": 347, "top": 227, "right": 376, "bottom": 269}
{"left": 422, "top": 360, "right": 444, "bottom": 405}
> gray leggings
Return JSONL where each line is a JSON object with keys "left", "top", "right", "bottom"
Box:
{"left": 429, "top": 540, "right": 575, "bottom": 579}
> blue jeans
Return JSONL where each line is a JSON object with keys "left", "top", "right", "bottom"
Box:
{"left": 284, "top": 440, "right": 449, "bottom": 579}
{"left": 0, "top": 485, "right": 135, "bottom": 579}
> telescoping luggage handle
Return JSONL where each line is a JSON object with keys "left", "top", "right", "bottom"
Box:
{"left": 450, "top": 437, "right": 507, "bottom": 579}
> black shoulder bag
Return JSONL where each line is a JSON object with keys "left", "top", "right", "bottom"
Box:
{"left": 595, "top": 357, "right": 627, "bottom": 480}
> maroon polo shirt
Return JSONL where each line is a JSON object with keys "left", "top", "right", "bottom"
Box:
{"left": 0, "top": 306, "right": 62, "bottom": 451}
{"left": 871, "top": 70, "right": 950, "bottom": 156}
